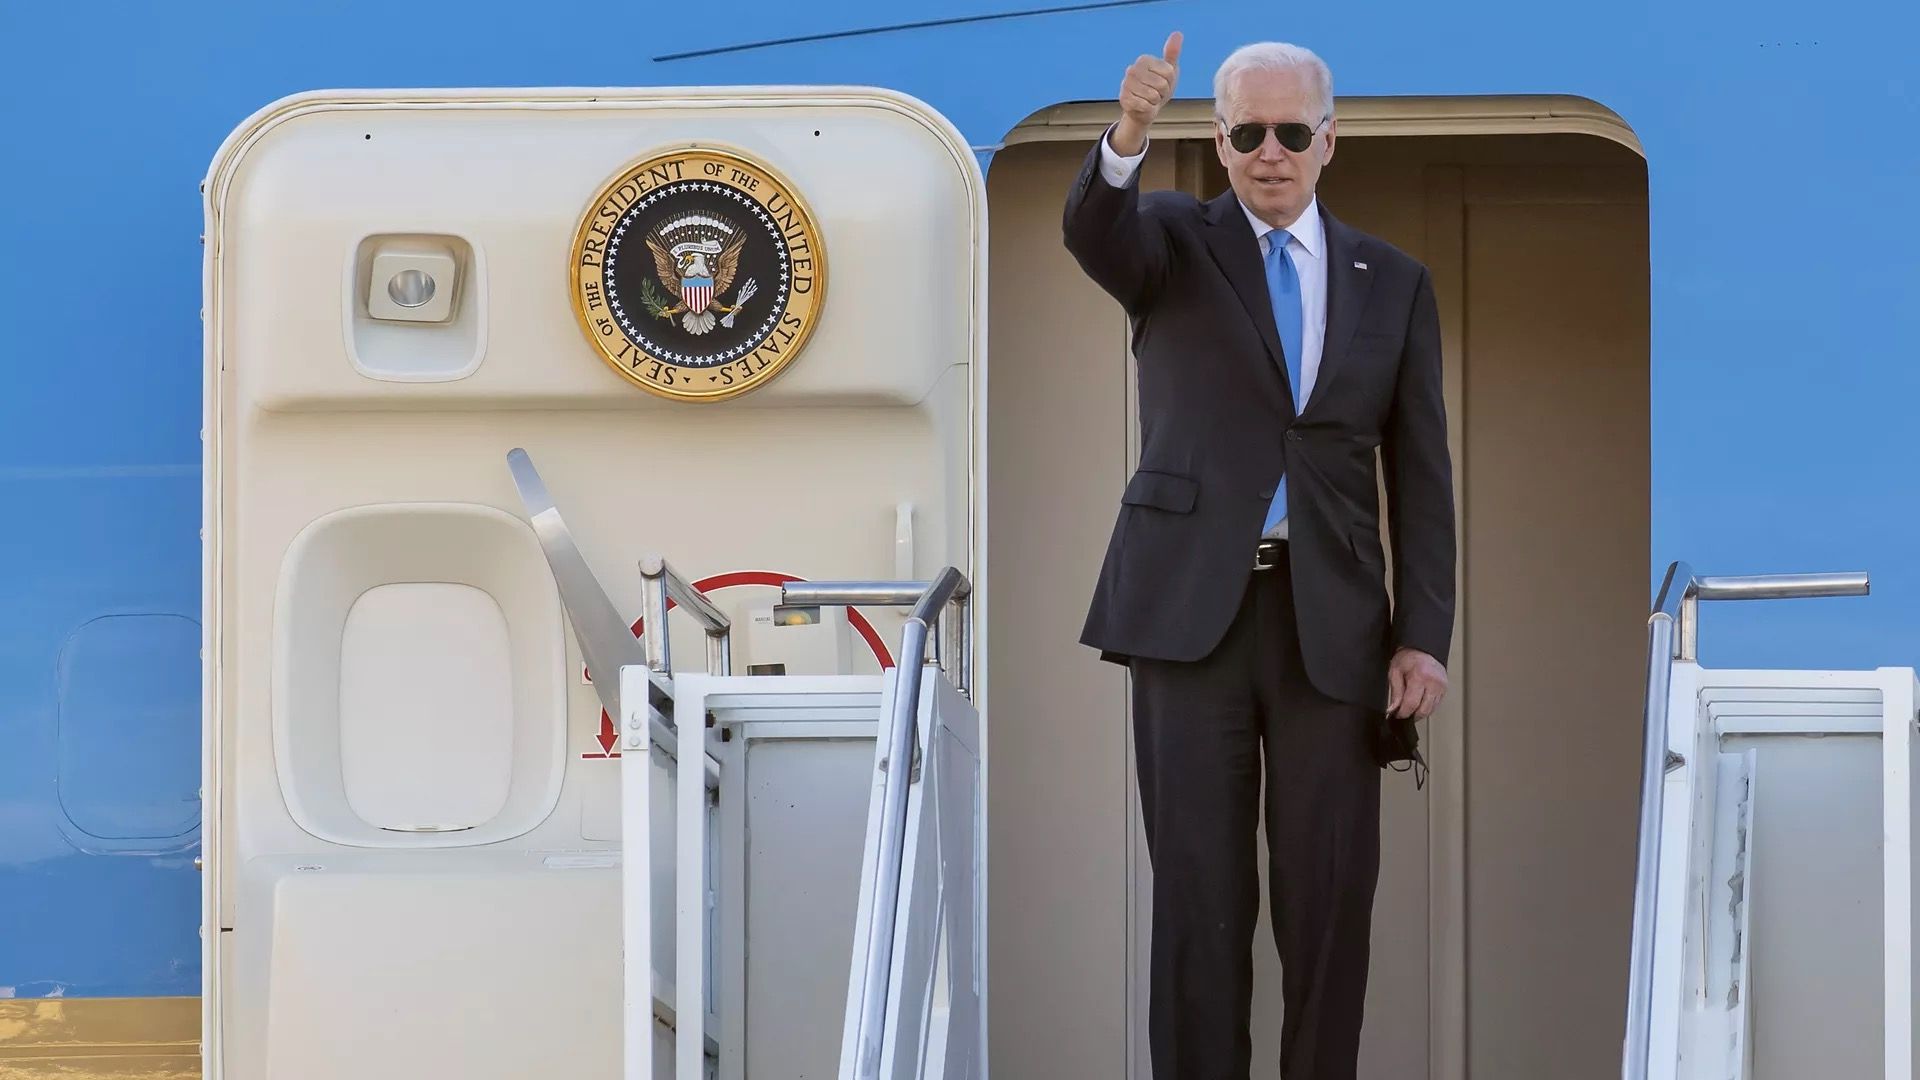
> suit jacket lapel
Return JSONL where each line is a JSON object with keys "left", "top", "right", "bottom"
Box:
{"left": 1200, "top": 191, "right": 1295, "bottom": 417}
{"left": 1309, "top": 208, "right": 1374, "bottom": 415}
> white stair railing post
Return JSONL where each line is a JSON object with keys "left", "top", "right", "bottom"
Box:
{"left": 620, "top": 664, "right": 658, "bottom": 1080}
{"left": 636, "top": 556, "right": 732, "bottom": 1080}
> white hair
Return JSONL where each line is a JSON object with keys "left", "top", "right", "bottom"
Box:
{"left": 1213, "top": 42, "right": 1334, "bottom": 124}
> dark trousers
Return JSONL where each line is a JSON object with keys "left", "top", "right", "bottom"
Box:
{"left": 1129, "top": 542, "right": 1382, "bottom": 1079}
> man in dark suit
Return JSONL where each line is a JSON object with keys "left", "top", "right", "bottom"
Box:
{"left": 1062, "top": 33, "right": 1456, "bottom": 1079}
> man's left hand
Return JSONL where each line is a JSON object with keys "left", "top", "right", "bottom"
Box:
{"left": 1387, "top": 647, "right": 1448, "bottom": 720}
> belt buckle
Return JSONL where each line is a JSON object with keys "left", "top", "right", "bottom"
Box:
{"left": 1253, "top": 539, "right": 1283, "bottom": 571}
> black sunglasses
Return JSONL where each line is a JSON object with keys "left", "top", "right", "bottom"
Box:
{"left": 1222, "top": 116, "right": 1327, "bottom": 154}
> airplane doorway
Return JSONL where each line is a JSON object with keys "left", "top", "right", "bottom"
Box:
{"left": 985, "top": 99, "right": 1650, "bottom": 1079}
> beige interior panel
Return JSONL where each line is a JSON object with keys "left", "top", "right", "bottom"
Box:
{"left": 1461, "top": 159, "right": 1649, "bottom": 1079}
{"left": 984, "top": 138, "right": 1140, "bottom": 1078}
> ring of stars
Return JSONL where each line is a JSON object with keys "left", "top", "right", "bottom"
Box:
{"left": 602, "top": 180, "right": 795, "bottom": 369}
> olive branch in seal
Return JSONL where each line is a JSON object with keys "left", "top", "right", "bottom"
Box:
{"left": 640, "top": 277, "right": 673, "bottom": 319}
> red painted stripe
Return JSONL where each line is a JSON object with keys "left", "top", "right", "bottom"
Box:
{"left": 626, "top": 569, "right": 895, "bottom": 668}
{"left": 583, "top": 568, "right": 901, "bottom": 758}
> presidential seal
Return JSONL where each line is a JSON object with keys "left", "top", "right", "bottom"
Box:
{"left": 571, "top": 146, "right": 826, "bottom": 401}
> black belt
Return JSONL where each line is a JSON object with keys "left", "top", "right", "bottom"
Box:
{"left": 1254, "top": 537, "right": 1287, "bottom": 570}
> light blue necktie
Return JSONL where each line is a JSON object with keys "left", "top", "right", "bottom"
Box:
{"left": 1262, "top": 230, "right": 1303, "bottom": 534}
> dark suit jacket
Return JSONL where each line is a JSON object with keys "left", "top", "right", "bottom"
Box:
{"left": 1062, "top": 139, "right": 1456, "bottom": 711}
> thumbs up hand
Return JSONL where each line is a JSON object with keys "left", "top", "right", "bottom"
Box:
{"left": 1112, "top": 31, "right": 1182, "bottom": 156}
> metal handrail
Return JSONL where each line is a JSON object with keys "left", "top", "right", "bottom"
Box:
{"left": 783, "top": 582, "right": 931, "bottom": 607}
{"left": 508, "top": 448, "right": 654, "bottom": 718}
{"left": 638, "top": 555, "right": 733, "bottom": 677}
{"left": 1682, "top": 573, "right": 1870, "bottom": 661}
{"left": 1623, "top": 562, "right": 1868, "bottom": 1080}
{"left": 785, "top": 569, "right": 973, "bottom": 1080}
{"left": 782, "top": 578, "right": 974, "bottom": 698}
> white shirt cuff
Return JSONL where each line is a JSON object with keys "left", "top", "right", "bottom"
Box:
{"left": 1098, "top": 126, "right": 1147, "bottom": 187}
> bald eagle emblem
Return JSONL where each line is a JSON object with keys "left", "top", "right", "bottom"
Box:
{"left": 640, "top": 213, "right": 760, "bottom": 336}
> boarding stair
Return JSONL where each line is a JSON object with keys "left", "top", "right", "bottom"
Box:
{"left": 508, "top": 450, "right": 983, "bottom": 1080}
{"left": 1623, "top": 564, "right": 1919, "bottom": 1078}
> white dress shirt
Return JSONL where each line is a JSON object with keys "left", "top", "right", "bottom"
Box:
{"left": 1098, "top": 131, "right": 1329, "bottom": 539}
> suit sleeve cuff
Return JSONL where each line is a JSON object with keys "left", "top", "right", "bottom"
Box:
{"left": 1392, "top": 618, "right": 1452, "bottom": 669}
{"left": 1098, "top": 125, "right": 1147, "bottom": 187}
